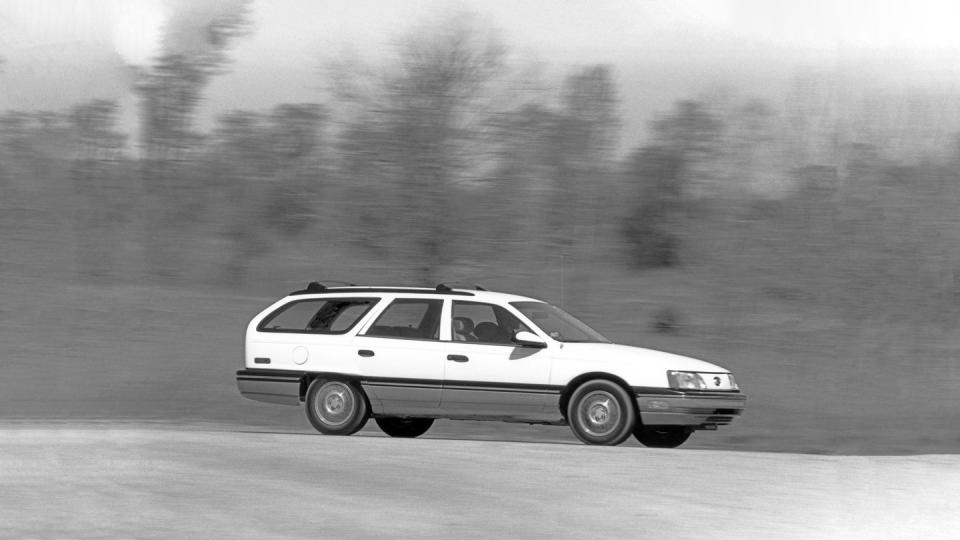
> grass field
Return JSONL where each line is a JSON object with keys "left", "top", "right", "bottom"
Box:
{"left": 2, "top": 264, "right": 958, "bottom": 454}
{"left": 2, "top": 195, "right": 958, "bottom": 455}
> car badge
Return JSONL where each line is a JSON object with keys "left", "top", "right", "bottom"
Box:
{"left": 713, "top": 376, "right": 721, "bottom": 386}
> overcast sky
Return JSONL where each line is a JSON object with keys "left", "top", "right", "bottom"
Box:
{"left": 3, "top": 0, "right": 960, "bottom": 146}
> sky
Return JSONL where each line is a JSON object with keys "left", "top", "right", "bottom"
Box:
{"left": 4, "top": 0, "right": 960, "bottom": 147}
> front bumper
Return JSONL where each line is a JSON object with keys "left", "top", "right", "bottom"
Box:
{"left": 633, "top": 388, "right": 746, "bottom": 428}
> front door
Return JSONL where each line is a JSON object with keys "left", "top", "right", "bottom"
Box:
{"left": 441, "top": 300, "right": 557, "bottom": 420}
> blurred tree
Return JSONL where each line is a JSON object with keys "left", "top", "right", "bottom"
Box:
{"left": 487, "top": 103, "right": 565, "bottom": 252}
{"left": 549, "top": 65, "right": 619, "bottom": 312}
{"left": 550, "top": 65, "right": 619, "bottom": 246}
{"left": 0, "top": 111, "right": 72, "bottom": 189}
{"left": 722, "top": 99, "right": 785, "bottom": 197}
{"left": 331, "top": 12, "right": 505, "bottom": 283}
{"left": 133, "top": 2, "right": 252, "bottom": 281}
{"left": 650, "top": 99, "right": 723, "bottom": 198}
{"left": 622, "top": 100, "right": 722, "bottom": 269}
{"left": 68, "top": 100, "right": 128, "bottom": 280}
{"left": 262, "top": 104, "right": 327, "bottom": 237}
{"left": 209, "top": 103, "right": 328, "bottom": 282}
{"left": 621, "top": 145, "right": 685, "bottom": 268}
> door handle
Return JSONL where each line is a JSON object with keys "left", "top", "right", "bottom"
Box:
{"left": 447, "top": 354, "right": 469, "bottom": 362}
{"left": 358, "top": 349, "right": 375, "bottom": 357}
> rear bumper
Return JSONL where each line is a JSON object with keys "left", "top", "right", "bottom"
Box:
{"left": 236, "top": 369, "right": 305, "bottom": 406}
{"left": 634, "top": 389, "right": 746, "bottom": 428}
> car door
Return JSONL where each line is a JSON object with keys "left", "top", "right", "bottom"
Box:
{"left": 354, "top": 297, "right": 447, "bottom": 415}
{"left": 441, "top": 300, "right": 557, "bottom": 420}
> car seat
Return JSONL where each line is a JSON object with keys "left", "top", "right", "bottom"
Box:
{"left": 473, "top": 322, "right": 510, "bottom": 344}
{"left": 452, "top": 317, "right": 477, "bottom": 341}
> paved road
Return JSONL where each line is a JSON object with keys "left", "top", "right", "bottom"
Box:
{"left": 2, "top": 424, "right": 958, "bottom": 539}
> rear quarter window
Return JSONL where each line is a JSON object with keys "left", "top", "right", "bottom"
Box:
{"left": 258, "top": 298, "right": 380, "bottom": 334}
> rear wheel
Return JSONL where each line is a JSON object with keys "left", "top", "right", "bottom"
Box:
{"left": 305, "top": 379, "right": 369, "bottom": 435}
{"left": 567, "top": 380, "right": 636, "bottom": 446}
{"left": 633, "top": 425, "right": 692, "bottom": 448}
{"left": 375, "top": 417, "right": 434, "bottom": 438}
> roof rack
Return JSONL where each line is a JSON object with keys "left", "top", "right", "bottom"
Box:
{"left": 436, "top": 282, "right": 487, "bottom": 292}
{"left": 289, "top": 280, "right": 358, "bottom": 294}
{"left": 289, "top": 282, "right": 478, "bottom": 296}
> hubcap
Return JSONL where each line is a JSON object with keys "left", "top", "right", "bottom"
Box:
{"left": 315, "top": 382, "right": 354, "bottom": 427}
{"left": 578, "top": 390, "right": 621, "bottom": 437}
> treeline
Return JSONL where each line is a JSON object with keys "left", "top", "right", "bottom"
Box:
{"left": 2, "top": 14, "right": 959, "bottom": 321}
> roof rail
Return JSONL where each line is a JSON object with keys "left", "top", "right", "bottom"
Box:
{"left": 289, "top": 281, "right": 326, "bottom": 295}
{"left": 436, "top": 282, "right": 487, "bottom": 292}
{"left": 289, "top": 280, "right": 359, "bottom": 294}
{"left": 289, "top": 282, "right": 478, "bottom": 296}
{"left": 315, "top": 279, "right": 357, "bottom": 287}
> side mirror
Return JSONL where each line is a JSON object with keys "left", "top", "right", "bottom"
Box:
{"left": 513, "top": 330, "right": 547, "bottom": 349}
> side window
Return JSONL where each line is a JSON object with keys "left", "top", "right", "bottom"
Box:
{"left": 364, "top": 298, "right": 443, "bottom": 340}
{"left": 452, "top": 301, "right": 531, "bottom": 345}
{"left": 258, "top": 298, "right": 379, "bottom": 334}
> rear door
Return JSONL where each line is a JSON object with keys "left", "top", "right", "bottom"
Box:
{"left": 354, "top": 297, "right": 447, "bottom": 415}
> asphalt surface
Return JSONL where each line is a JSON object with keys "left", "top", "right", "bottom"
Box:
{"left": 2, "top": 424, "right": 958, "bottom": 539}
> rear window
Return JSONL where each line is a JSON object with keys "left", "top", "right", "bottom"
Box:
{"left": 258, "top": 298, "right": 380, "bottom": 334}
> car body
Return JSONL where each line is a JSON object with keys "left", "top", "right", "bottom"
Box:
{"left": 236, "top": 282, "right": 746, "bottom": 446}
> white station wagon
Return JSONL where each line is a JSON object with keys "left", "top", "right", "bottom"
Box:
{"left": 237, "top": 282, "right": 745, "bottom": 447}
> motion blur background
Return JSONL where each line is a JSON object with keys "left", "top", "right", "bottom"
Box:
{"left": 1, "top": 0, "right": 959, "bottom": 453}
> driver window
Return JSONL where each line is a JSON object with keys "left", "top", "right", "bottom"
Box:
{"left": 452, "top": 301, "right": 531, "bottom": 345}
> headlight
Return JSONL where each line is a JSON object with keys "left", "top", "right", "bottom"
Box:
{"left": 668, "top": 370, "right": 738, "bottom": 391}
{"left": 667, "top": 370, "right": 708, "bottom": 390}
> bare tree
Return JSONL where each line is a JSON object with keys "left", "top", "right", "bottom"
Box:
{"left": 133, "top": 2, "right": 252, "bottom": 281}
{"left": 331, "top": 12, "right": 505, "bottom": 283}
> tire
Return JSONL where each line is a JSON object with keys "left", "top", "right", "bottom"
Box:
{"left": 566, "top": 379, "right": 636, "bottom": 446}
{"left": 633, "top": 425, "right": 692, "bottom": 448}
{"left": 305, "top": 378, "right": 369, "bottom": 435}
{"left": 375, "top": 417, "right": 434, "bottom": 438}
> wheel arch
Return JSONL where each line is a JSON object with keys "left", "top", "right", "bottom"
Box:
{"left": 299, "top": 372, "right": 372, "bottom": 411}
{"left": 558, "top": 372, "right": 637, "bottom": 421}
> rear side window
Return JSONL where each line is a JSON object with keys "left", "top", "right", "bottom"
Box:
{"left": 258, "top": 298, "right": 379, "bottom": 334}
{"left": 364, "top": 298, "right": 443, "bottom": 340}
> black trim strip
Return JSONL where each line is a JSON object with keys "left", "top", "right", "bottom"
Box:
{"left": 237, "top": 369, "right": 307, "bottom": 377}
{"left": 362, "top": 381, "right": 438, "bottom": 389}
{"left": 239, "top": 370, "right": 746, "bottom": 399}
{"left": 443, "top": 385, "right": 560, "bottom": 395}
{"left": 238, "top": 377, "right": 302, "bottom": 384}
{"left": 360, "top": 376, "right": 563, "bottom": 393}
{"left": 632, "top": 386, "right": 743, "bottom": 397}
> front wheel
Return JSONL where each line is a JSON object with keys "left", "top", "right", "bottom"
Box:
{"left": 305, "top": 379, "right": 369, "bottom": 435}
{"left": 633, "top": 426, "right": 692, "bottom": 448}
{"left": 567, "top": 380, "right": 636, "bottom": 446}
{"left": 375, "top": 417, "right": 434, "bottom": 438}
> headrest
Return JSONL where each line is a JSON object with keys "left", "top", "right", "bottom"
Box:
{"left": 453, "top": 316, "right": 475, "bottom": 334}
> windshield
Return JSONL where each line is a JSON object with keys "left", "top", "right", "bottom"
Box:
{"left": 510, "top": 301, "right": 609, "bottom": 343}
